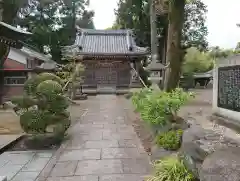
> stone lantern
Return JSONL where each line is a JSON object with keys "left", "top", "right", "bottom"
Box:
{"left": 146, "top": 54, "right": 164, "bottom": 88}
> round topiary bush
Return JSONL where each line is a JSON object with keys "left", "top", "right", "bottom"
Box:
{"left": 24, "top": 73, "right": 64, "bottom": 94}
{"left": 36, "top": 80, "right": 63, "bottom": 96}
{"left": 12, "top": 72, "right": 71, "bottom": 140}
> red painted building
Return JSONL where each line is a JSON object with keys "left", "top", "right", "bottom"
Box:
{"left": 2, "top": 46, "right": 56, "bottom": 101}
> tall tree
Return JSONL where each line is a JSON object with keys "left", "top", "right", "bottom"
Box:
{"left": 183, "top": 0, "right": 208, "bottom": 50}
{"left": 115, "top": 0, "right": 167, "bottom": 47}
{"left": 0, "top": 0, "right": 39, "bottom": 104}
{"left": 164, "top": 0, "right": 208, "bottom": 91}
{"left": 114, "top": 0, "right": 208, "bottom": 50}
{"left": 16, "top": 0, "right": 94, "bottom": 63}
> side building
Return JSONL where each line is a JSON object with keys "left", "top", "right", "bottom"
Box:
{"left": 2, "top": 46, "right": 56, "bottom": 101}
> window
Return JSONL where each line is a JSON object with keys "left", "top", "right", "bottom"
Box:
{"left": 4, "top": 76, "right": 27, "bottom": 85}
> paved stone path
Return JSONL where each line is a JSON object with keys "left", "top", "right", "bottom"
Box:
{"left": 43, "top": 95, "right": 151, "bottom": 181}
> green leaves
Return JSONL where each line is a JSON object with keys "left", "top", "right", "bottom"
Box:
{"left": 182, "top": 47, "right": 214, "bottom": 74}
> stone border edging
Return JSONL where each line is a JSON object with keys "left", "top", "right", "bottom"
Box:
{"left": 210, "top": 114, "right": 240, "bottom": 133}
{"left": 0, "top": 135, "right": 24, "bottom": 155}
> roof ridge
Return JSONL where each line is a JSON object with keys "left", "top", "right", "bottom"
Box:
{"left": 77, "top": 28, "right": 133, "bottom": 35}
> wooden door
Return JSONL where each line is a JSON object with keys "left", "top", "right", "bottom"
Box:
{"left": 96, "top": 61, "right": 117, "bottom": 92}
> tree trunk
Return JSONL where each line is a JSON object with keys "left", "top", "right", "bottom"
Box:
{"left": 164, "top": 0, "right": 185, "bottom": 92}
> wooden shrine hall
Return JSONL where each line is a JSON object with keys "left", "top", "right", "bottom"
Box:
{"left": 62, "top": 29, "right": 149, "bottom": 94}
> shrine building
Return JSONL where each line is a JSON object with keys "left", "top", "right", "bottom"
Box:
{"left": 62, "top": 29, "right": 149, "bottom": 94}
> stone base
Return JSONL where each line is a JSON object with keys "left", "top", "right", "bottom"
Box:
{"left": 116, "top": 89, "right": 129, "bottom": 95}
{"left": 82, "top": 88, "right": 97, "bottom": 95}
{"left": 74, "top": 94, "right": 88, "bottom": 100}
{"left": 200, "top": 147, "right": 240, "bottom": 181}
{"left": 210, "top": 113, "right": 240, "bottom": 133}
{"left": 82, "top": 88, "right": 129, "bottom": 95}
{"left": 179, "top": 122, "right": 240, "bottom": 179}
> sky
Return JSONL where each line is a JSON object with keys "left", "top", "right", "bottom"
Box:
{"left": 89, "top": 0, "right": 240, "bottom": 49}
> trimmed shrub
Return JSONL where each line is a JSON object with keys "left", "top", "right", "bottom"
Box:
{"left": 132, "top": 88, "right": 194, "bottom": 127}
{"left": 155, "top": 129, "right": 183, "bottom": 150}
{"left": 11, "top": 73, "right": 70, "bottom": 136}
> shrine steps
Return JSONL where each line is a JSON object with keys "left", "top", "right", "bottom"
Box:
{"left": 82, "top": 88, "right": 130, "bottom": 95}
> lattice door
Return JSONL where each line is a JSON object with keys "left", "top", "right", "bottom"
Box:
{"left": 96, "top": 61, "right": 117, "bottom": 85}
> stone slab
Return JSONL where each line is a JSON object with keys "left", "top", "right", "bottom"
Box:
{"left": 59, "top": 149, "right": 101, "bottom": 161}
{"left": 85, "top": 140, "right": 119, "bottom": 148}
{"left": 0, "top": 151, "right": 35, "bottom": 165}
{"left": 101, "top": 148, "right": 143, "bottom": 159}
{"left": 103, "top": 131, "right": 137, "bottom": 140}
{"left": 99, "top": 174, "right": 147, "bottom": 181}
{"left": 122, "top": 159, "right": 151, "bottom": 174}
{"left": 22, "top": 157, "right": 50, "bottom": 172}
{"left": 0, "top": 164, "right": 23, "bottom": 180}
{"left": 50, "top": 161, "right": 78, "bottom": 177}
{"left": 75, "top": 160, "right": 123, "bottom": 175}
{"left": 0, "top": 151, "right": 53, "bottom": 181}
{"left": 80, "top": 132, "right": 103, "bottom": 141}
{"left": 35, "top": 151, "right": 54, "bottom": 158}
{"left": 47, "top": 176, "right": 99, "bottom": 181}
{"left": 11, "top": 171, "right": 40, "bottom": 181}
{"left": 118, "top": 139, "right": 141, "bottom": 148}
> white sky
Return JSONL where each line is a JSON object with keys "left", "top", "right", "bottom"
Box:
{"left": 89, "top": 0, "right": 240, "bottom": 49}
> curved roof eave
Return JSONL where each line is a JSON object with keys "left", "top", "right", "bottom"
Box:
{"left": 0, "top": 22, "right": 32, "bottom": 35}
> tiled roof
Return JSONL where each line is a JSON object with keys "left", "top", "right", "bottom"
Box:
{"left": 21, "top": 47, "right": 52, "bottom": 62}
{"left": 63, "top": 29, "right": 148, "bottom": 57}
{"left": 0, "top": 22, "right": 32, "bottom": 35}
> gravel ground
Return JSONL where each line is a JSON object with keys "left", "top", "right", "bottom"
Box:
{"left": 179, "top": 88, "right": 240, "bottom": 142}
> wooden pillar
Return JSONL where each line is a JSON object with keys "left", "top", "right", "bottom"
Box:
{"left": 135, "top": 61, "right": 140, "bottom": 74}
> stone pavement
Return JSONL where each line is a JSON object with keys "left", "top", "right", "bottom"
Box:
{"left": 42, "top": 95, "right": 151, "bottom": 181}
{"left": 0, "top": 150, "right": 54, "bottom": 181}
